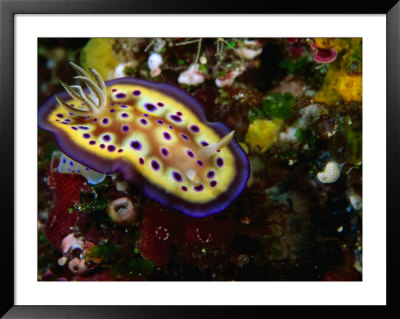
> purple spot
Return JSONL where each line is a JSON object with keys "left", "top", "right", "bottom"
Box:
{"left": 190, "top": 125, "right": 200, "bottom": 133}
{"left": 71, "top": 126, "right": 78, "bottom": 130}
{"left": 181, "top": 186, "right": 188, "bottom": 192}
{"left": 170, "top": 115, "right": 182, "bottom": 122}
{"left": 93, "top": 118, "right": 98, "bottom": 122}
{"left": 201, "top": 141, "right": 209, "bottom": 147}
{"left": 207, "top": 171, "right": 215, "bottom": 179}
{"left": 181, "top": 134, "right": 189, "bottom": 140}
{"left": 120, "top": 104, "right": 128, "bottom": 108}
{"left": 110, "top": 103, "right": 115, "bottom": 106}
{"left": 86, "top": 116, "right": 91, "bottom": 120}
{"left": 121, "top": 113, "right": 129, "bottom": 118}
{"left": 144, "top": 103, "right": 156, "bottom": 112}
{"left": 102, "top": 118, "right": 109, "bottom": 125}
{"left": 56, "top": 113, "right": 64, "bottom": 118}
{"left": 168, "top": 125, "right": 173, "bottom": 130}
{"left": 122, "top": 125, "right": 129, "bottom": 132}
{"left": 112, "top": 88, "right": 117, "bottom": 92}
{"left": 89, "top": 140, "right": 96, "bottom": 145}
{"left": 110, "top": 109, "right": 115, "bottom": 113}
{"left": 216, "top": 157, "right": 224, "bottom": 167}
{"left": 69, "top": 112, "right": 74, "bottom": 116}
{"left": 210, "top": 181, "right": 217, "bottom": 187}
{"left": 102, "top": 135, "right": 111, "bottom": 142}
{"left": 77, "top": 169, "right": 81, "bottom": 173}
{"left": 64, "top": 119, "right": 71, "bottom": 122}
{"left": 163, "top": 132, "right": 171, "bottom": 140}
{"left": 177, "top": 111, "right": 182, "bottom": 116}
{"left": 157, "top": 120, "right": 164, "bottom": 125}
{"left": 151, "top": 160, "right": 160, "bottom": 171}
{"left": 157, "top": 102, "right": 164, "bottom": 107}
{"left": 133, "top": 90, "right": 141, "bottom": 96}
{"left": 107, "top": 145, "right": 116, "bottom": 152}
{"left": 69, "top": 161, "right": 74, "bottom": 167}
{"left": 143, "top": 113, "right": 149, "bottom": 118}
{"left": 62, "top": 158, "right": 66, "bottom": 164}
{"left": 55, "top": 119, "right": 60, "bottom": 122}
{"left": 100, "top": 144, "right": 105, "bottom": 149}
{"left": 194, "top": 184, "right": 204, "bottom": 192}
{"left": 115, "top": 93, "right": 126, "bottom": 99}
{"left": 118, "top": 149, "right": 124, "bottom": 153}
{"left": 131, "top": 141, "right": 142, "bottom": 150}
{"left": 186, "top": 150, "right": 194, "bottom": 158}
{"left": 173, "top": 172, "right": 182, "bottom": 182}
{"left": 197, "top": 160, "right": 203, "bottom": 167}
{"left": 140, "top": 118, "right": 148, "bottom": 125}
{"left": 83, "top": 133, "right": 91, "bottom": 139}
{"left": 161, "top": 148, "right": 169, "bottom": 157}
{"left": 85, "top": 167, "right": 89, "bottom": 171}
{"left": 139, "top": 157, "right": 144, "bottom": 165}
{"left": 61, "top": 122, "right": 68, "bottom": 125}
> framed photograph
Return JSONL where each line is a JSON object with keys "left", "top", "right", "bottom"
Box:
{"left": 1, "top": 0, "right": 399, "bottom": 318}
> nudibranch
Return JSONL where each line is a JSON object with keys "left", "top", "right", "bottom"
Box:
{"left": 39, "top": 63, "right": 249, "bottom": 217}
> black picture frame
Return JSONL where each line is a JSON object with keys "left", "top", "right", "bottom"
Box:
{"left": 1, "top": 0, "right": 399, "bottom": 318}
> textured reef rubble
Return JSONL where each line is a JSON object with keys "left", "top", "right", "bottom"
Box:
{"left": 38, "top": 38, "right": 362, "bottom": 281}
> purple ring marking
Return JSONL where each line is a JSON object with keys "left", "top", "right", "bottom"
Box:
{"left": 131, "top": 140, "right": 142, "bottom": 150}
{"left": 157, "top": 102, "right": 164, "bottom": 107}
{"left": 115, "top": 93, "right": 126, "bottom": 99}
{"left": 69, "top": 160, "right": 74, "bottom": 167}
{"left": 143, "top": 113, "right": 149, "bottom": 118}
{"left": 170, "top": 115, "right": 182, "bottom": 122}
{"left": 93, "top": 118, "right": 98, "bottom": 122}
{"left": 181, "top": 134, "right": 189, "bottom": 140}
{"left": 186, "top": 150, "right": 194, "bottom": 158}
{"left": 161, "top": 148, "right": 169, "bottom": 157}
{"left": 190, "top": 125, "right": 200, "bottom": 133}
{"left": 157, "top": 120, "right": 164, "bottom": 125}
{"left": 140, "top": 118, "right": 148, "bottom": 125}
{"left": 102, "top": 134, "right": 111, "bottom": 142}
{"left": 168, "top": 125, "right": 173, "bottom": 130}
{"left": 71, "top": 126, "right": 78, "bottom": 130}
{"left": 133, "top": 90, "right": 141, "bottom": 96}
{"left": 83, "top": 133, "right": 91, "bottom": 139}
{"left": 173, "top": 171, "right": 183, "bottom": 182}
{"left": 201, "top": 141, "right": 209, "bottom": 147}
{"left": 139, "top": 157, "right": 144, "bottom": 165}
{"left": 207, "top": 171, "right": 215, "bottom": 179}
{"left": 100, "top": 144, "right": 105, "bottom": 149}
{"left": 110, "top": 109, "right": 115, "bottom": 113}
{"left": 78, "top": 126, "right": 89, "bottom": 130}
{"left": 210, "top": 181, "right": 217, "bottom": 187}
{"left": 163, "top": 132, "right": 171, "bottom": 140}
{"left": 107, "top": 145, "right": 116, "bottom": 152}
{"left": 144, "top": 103, "right": 156, "bottom": 112}
{"left": 121, "top": 112, "right": 129, "bottom": 118}
{"left": 89, "top": 140, "right": 96, "bottom": 145}
{"left": 197, "top": 160, "right": 204, "bottom": 167}
{"left": 216, "top": 157, "right": 224, "bottom": 167}
{"left": 122, "top": 125, "right": 129, "bottom": 132}
{"left": 102, "top": 118, "right": 109, "bottom": 125}
{"left": 194, "top": 184, "right": 204, "bottom": 192}
{"left": 62, "top": 158, "right": 66, "bottom": 164}
{"left": 56, "top": 113, "right": 64, "bottom": 118}
{"left": 118, "top": 149, "right": 124, "bottom": 153}
{"left": 151, "top": 160, "right": 160, "bottom": 171}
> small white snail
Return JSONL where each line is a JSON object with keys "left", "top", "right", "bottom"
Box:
{"left": 317, "top": 161, "right": 341, "bottom": 184}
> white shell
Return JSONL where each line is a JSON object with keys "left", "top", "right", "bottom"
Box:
{"left": 148, "top": 52, "right": 163, "bottom": 77}
{"left": 317, "top": 161, "right": 341, "bottom": 184}
{"left": 178, "top": 64, "right": 205, "bottom": 85}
